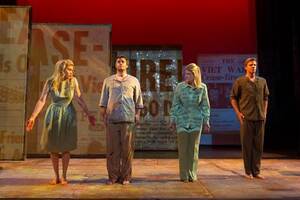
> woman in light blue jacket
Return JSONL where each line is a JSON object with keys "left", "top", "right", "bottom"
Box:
{"left": 170, "top": 63, "right": 210, "bottom": 182}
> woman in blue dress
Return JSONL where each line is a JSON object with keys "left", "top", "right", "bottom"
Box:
{"left": 26, "top": 59, "right": 95, "bottom": 185}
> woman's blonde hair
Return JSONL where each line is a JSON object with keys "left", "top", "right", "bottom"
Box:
{"left": 185, "top": 63, "right": 202, "bottom": 88}
{"left": 49, "top": 59, "right": 74, "bottom": 90}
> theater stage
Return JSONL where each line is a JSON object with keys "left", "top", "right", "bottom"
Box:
{"left": 0, "top": 149, "right": 300, "bottom": 199}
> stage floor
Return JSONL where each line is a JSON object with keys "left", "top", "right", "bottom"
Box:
{"left": 1, "top": 151, "right": 300, "bottom": 199}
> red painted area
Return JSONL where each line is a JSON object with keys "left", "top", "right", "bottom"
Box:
{"left": 17, "top": 0, "right": 256, "bottom": 64}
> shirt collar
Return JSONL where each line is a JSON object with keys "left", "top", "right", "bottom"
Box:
{"left": 182, "top": 81, "right": 204, "bottom": 89}
{"left": 113, "top": 74, "right": 129, "bottom": 82}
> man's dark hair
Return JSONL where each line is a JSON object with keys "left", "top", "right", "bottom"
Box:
{"left": 244, "top": 57, "right": 256, "bottom": 67}
{"left": 115, "top": 55, "right": 129, "bottom": 65}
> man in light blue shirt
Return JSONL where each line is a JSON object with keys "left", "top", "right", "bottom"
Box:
{"left": 99, "top": 55, "right": 143, "bottom": 185}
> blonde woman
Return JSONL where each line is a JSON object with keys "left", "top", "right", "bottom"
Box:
{"left": 170, "top": 63, "right": 210, "bottom": 182}
{"left": 26, "top": 59, "right": 95, "bottom": 185}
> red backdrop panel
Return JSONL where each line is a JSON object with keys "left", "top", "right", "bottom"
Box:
{"left": 17, "top": 0, "right": 256, "bottom": 64}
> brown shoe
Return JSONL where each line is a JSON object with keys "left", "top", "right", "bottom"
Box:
{"left": 244, "top": 174, "right": 253, "bottom": 179}
{"left": 253, "top": 174, "right": 265, "bottom": 179}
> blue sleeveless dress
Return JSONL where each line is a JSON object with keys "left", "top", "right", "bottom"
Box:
{"left": 40, "top": 78, "right": 77, "bottom": 152}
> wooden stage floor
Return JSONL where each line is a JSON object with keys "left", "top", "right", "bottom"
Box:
{"left": 1, "top": 149, "right": 300, "bottom": 199}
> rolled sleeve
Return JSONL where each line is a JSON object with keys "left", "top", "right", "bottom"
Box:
{"left": 230, "top": 79, "right": 240, "bottom": 101}
{"left": 201, "top": 84, "right": 210, "bottom": 125}
{"left": 134, "top": 80, "right": 144, "bottom": 109}
{"left": 99, "top": 79, "right": 109, "bottom": 107}
{"left": 263, "top": 80, "right": 270, "bottom": 101}
{"left": 170, "top": 85, "right": 181, "bottom": 124}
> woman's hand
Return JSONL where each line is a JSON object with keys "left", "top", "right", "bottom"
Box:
{"left": 26, "top": 117, "right": 35, "bottom": 132}
{"left": 88, "top": 115, "right": 96, "bottom": 126}
{"left": 169, "top": 122, "right": 176, "bottom": 134}
{"left": 203, "top": 123, "right": 210, "bottom": 133}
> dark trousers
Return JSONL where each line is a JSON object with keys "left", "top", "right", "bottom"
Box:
{"left": 106, "top": 123, "right": 135, "bottom": 182}
{"left": 240, "top": 120, "right": 265, "bottom": 176}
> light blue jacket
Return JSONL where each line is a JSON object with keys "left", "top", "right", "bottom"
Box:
{"left": 170, "top": 82, "right": 210, "bottom": 133}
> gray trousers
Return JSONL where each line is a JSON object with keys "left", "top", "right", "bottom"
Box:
{"left": 106, "top": 123, "right": 135, "bottom": 182}
{"left": 240, "top": 120, "right": 265, "bottom": 176}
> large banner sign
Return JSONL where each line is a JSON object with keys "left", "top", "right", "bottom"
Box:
{"left": 0, "top": 7, "right": 30, "bottom": 160}
{"left": 114, "top": 47, "right": 182, "bottom": 150}
{"left": 198, "top": 54, "right": 256, "bottom": 145}
{"left": 27, "top": 24, "right": 111, "bottom": 155}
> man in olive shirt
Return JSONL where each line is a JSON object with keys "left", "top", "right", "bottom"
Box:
{"left": 99, "top": 55, "right": 143, "bottom": 185}
{"left": 230, "top": 57, "right": 269, "bottom": 179}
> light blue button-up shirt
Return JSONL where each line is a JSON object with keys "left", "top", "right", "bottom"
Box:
{"left": 99, "top": 74, "right": 143, "bottom": 123}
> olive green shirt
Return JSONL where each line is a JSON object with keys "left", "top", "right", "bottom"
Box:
{"left": 230, "top": 76, "right": 269, "bottom": 121}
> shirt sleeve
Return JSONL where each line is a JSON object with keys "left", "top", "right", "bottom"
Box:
{"left": 134, "top": 79, "right": 144, "bottom": 109}
{"left": 99, "top": 79, "right": 109, "bottom": 107}
{"left": 230, "top": 79, "right": 240, "bottom": 101}
{"left": 200, "top": 84, "right": 210, "bottom": 125}
{"left": 263, "top": 79, "right": 270, "bottom": 101}
{"left": 170, "top": 84, "right": 181, "bottom": 124}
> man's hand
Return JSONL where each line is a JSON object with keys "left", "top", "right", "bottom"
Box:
{"left": 135, "top": 114, "right": 140, "bottom": 124}
{"left": 237, "top": 112, "right": 245, "bottom": 125}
